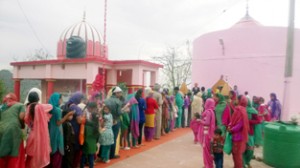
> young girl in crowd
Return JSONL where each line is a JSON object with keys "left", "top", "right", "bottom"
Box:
{"left": 62, "top": 110, "right": 75, "bottom": 168}
{"left": 161, "top": 92, "right": 169, "bottom": 135}
{"left": 25, "top": 91, "right": 53, "bottom": 168}
{"left": 99, "top": 106, "right": 114, "bottom": 163}
{"left": 81, "top": 102, "right": 100, "bottom": 168}
{"left": 190, "top": 112, "right": 201, "bottom": 144}
{"left": 255, "top": 97, "right": 269, "bottom": 146}
{"left": 259, "top": 97, "right": 271, "bottom": 122}
{"left": 120, "top": 109, "right": 131, "bottom": 150}
{"left": 169, "top": 96, "right": 178, "bottom": 131}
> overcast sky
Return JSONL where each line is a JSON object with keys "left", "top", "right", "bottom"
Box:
{"left": 0, "top": 0, "right": 299, "bottom": 70}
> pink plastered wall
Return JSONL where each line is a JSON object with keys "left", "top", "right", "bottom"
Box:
{"left": 192, "top": 22, "right": 300, "bottom": 120}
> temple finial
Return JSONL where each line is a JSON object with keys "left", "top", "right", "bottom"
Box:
{"left": 246, "top": 0, "right": 249, "bottom": 17}
{"left": 83, "top": 11, "right": 86, "bottom": 22}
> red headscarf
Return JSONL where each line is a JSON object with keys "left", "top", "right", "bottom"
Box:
{"left": 230, "top": 96, "right": 249, "bottom": 147}
{"left": 3, "top": 93, "right": 18, "bottom": 107}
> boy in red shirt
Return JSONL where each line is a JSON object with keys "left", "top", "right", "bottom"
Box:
{"left": 211, "top": 128, "right": 224, "bottom": 168}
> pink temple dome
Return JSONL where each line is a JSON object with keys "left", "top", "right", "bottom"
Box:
{"left": 231, "top": 14, "right": 262, "bottom": 28}
{"left": 192, "top": 14, "right": 300, "bottom": 120}
{"left": 57, "top": 17, "right": 108, "bottom": 59}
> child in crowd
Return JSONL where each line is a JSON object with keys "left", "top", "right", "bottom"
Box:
{"left": 190, "top": 112, "right": 201, "bottom": 144}
{"left": 211, "top": 128, "right": 224, "bottom": 168}
{"left": 258, "top": 97, "right": 271, "bottom": 122}
{"left": 81, "top": 102, "right": 100, "bottom": 168}
{"left": 170, "top": 96, "right": 178, "bottom": 130}
{"left": 62, "top": 110, "right": 75, "bottom": 168}
{"left": 120, "top": 110, "right": 131, "bottom": 150}
{"left": 255, "top": 97, "right": 270, "bottom": 146}
{"left": 99, "top": 106, "right": 114, "bottom": 163}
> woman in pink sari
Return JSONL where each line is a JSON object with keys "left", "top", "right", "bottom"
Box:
{"left": 25, "top": 91, "right": 53, "bottom": 168}
{"left": 198, "top": 98, "right": 216, "bottom": 168}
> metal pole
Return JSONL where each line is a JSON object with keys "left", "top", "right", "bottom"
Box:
{"left": 282, "top": 0, "right": 295, "bottom": 121}
{"left": 104, "top": 0, "right": 107, "bottom": 47}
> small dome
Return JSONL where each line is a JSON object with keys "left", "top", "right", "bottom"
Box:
{"left": 57, "top": 15, "right": 107, "bottom": 60}
{"left": 59, "top": 19, "right": 103, "bottom": 43}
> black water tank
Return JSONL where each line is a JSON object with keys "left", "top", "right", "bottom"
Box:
{"left": 66, "top": 36, "right": 86, "bottom": 58}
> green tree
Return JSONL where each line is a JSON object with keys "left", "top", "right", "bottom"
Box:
{"left": 20, "top": 80, "right": 41, "bottom": 102}
{"left": 152, "top": 41, "right": 192, "bottom": 89}
{"left": 0, "top": 70, "right": 14, "bottom": 101}
{"left": 0, "top": 69, "right": 41, "bottom": 102}
{"left": 0, "top": 80, "right": 5, "bottom": 102}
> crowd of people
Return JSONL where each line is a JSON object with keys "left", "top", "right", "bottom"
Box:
{"left": 190, "top": 83, "right": 282, "bottom": 168}
{"left": 0, "top": 82, "right": 282, "bottom": 168}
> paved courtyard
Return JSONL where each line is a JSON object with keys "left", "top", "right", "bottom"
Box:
{"left": 106, "top": 131, "right": 271, "bottom": 168}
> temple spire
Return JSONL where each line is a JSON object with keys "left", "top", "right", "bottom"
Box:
{"left": 82, "top": 11, "right": 86, "bottom": 22}
{"left": 246, "top": 0, "right": 249, "bottom": 18}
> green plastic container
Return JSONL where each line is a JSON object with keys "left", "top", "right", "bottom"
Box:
{"left": 263, "top": 122, "right": 300, "bottom": 168}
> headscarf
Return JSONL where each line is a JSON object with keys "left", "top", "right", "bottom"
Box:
{"left": 198, "top": 98, "right": 216, "bottom": 145}
{"left": 48, "top": 92, "right": 61, "bottom": 108}
{"left": 215, "top": 93, "right": 227, "bottom": 128}
{"left": 48, "top": 92, "right": 64, "bottom": 155}
{"left": 196, "top": 92, "right": 202, "bottom": 98}
{"left": 246, "top": 98, "right": 258, "bottom": 118}
{"left": 1, "top": 93, "right": 18, "bottom": 113}
{"left": 147, "top": 90, "right": 154, "bottom": 98}
{"left": 127, "top": 93, "right": 140, "bottom": 139}
{"left": 207, "top": 88, "right": 212, "bottom": 99}
{"left": 216, "top": 93, "right": 226, "bottom": 104}
{"left": 205, "top": 98, "right": 215, "bottom": 111}
{"left": 2, "top": 93, "right": 18, "bottom": 107}
{"left": 230, "top": 96, "right": 249, "bottom": 147}
{"left": 68, "top": 92, "right": 84, "bottom": 105}
{"left": 270, "top": 93, "right": 278, "bottom": 117}
{"left": 193, "top": 92, "right": 203, "bottom": 113}
{"left": 153, "top": 83, "right": 161, "bottom": 92}
{"left": 24, "top": 88, "right": 42, "bottom": 105}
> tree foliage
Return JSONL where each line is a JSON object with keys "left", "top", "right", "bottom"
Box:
{"left": 26, "top": 48, "right": 53, "bottom": 61}
{"left": 0, "top": 70, "right": 14, "bottom": 101}
{"left": 0, "top": 70, "right": 41, "bottom": 102}
{"left": 152, "top": 42, "right": 192, "bottom": 89}
{"left": 0, "top": 80, "right": 5, "bottom": 102}
{"left": 20, "top": 80, "right": 41, "bottom": 102}
{"left": 13, "top": 48, "right": 53, "bottom": 61}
